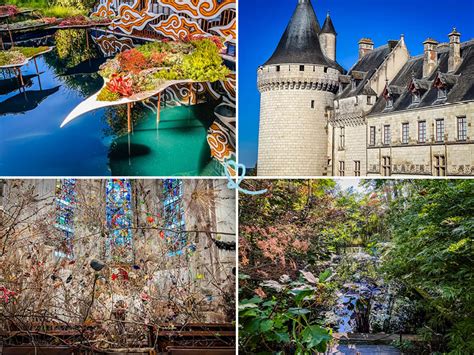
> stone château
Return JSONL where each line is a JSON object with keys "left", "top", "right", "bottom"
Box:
{"left": 257, "top": 0, "right": 474, "bottom": 177}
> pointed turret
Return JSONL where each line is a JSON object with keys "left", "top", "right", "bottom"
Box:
{"left": 264, "top": 0, "right": 336, "bottom": 68}
{"left": 321, "top": 12, "right": 336, "bottom": 35}
{"left": 320, "top": 11, "right": 337, "bottom": 61}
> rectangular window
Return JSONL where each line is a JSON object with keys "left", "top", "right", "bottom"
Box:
{"left": 324, "top": 67, "right": 328, "bottom": 73}
{"left": 382, "top": 156, "right": 392, "bottom": 177}
{"left": 311, "top": 100, "right": 315, "bottom": 109}
{"left": 457, "top": 116, "right": 467, "bottom": 141}
{"left": 369, "top": 126, "right": 376, "bottom": 146}
{"left": 354, "top": 161, "right": 361, "bottom": 177}
{"left": 413, "top": 92, "right": 421, "bottom": 104}
{"left": 434, "top": 155, "right": 446, "bottom": 176}
{"left": 276, "top": 65, "right": 280, "bottom": 72}
{"left": 437, "top": 88, "right": 447, "bottom": 100}
{"left": 436, "top": 119, "right": 445, "bottom": 142}
{"left": 383, "top": 125, "right": 391, "bottom": 145}
{"left": 418, "top": 121, "right": 427, "bottom": 143}
{"left": 339, "top": 161, "right": 345, "bottom": 176}
{"left": 299, "top": 65, "right": 305, "bottom": 72}
{"left": 402, "top": 123, "right": 409, "bottom": 144}
{"left": 367, "top": 96, "right": 373, "bottom": 105}
{"left": 339, "top": 127, "right": 345, "bottom": 149}
{"left": 55, "top": 179, "right": 77, "bottom": 259}
{"left": 163, "top": 179, "right": 187, "bottom": 257}
{"left": 106, "top": 179, "right": 133, "bottom": 262}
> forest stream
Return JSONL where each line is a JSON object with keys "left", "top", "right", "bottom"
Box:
{"left": 326, "top": 246, "right": 402, "bottom": 354}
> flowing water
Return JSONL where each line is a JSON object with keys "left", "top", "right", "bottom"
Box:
{"left": 0, "top": 29, "right": 222, "bottom": 176}
{"left": 326, "top": 247, "right": 402, "bottom": 354}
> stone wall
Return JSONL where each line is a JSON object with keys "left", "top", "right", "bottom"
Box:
{"left": 367, "top": 101, "right": 474, "bottom": 176}
{"left": 257, "top": 64, "right": 339, "bottom": 176}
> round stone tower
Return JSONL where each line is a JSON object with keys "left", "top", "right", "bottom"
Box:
{"left": 257, "top": 0, "right": 342, "bottom": 176}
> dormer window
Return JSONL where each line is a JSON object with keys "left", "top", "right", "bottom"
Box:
{"left": 413, "top": 92, "right": 421, "bottom": 104}
{"left": 437, "top": 87, "right": 447, "bottom": 100}
{"left": 382, "top": 85, "right": 395, "bottom": 110}
{"left": 433, "top": 72, "right": 458, "bottom": 101}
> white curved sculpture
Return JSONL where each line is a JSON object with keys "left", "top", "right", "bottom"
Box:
{"left": 60, "top": 78, "right": 193, "bottom": 128}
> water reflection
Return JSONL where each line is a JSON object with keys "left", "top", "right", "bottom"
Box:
{"left": 0, "top": 28, "right": 222, "bottom": 176}
{"left": 0, "top": 73, "right": 38, "bottom": 95}
{"left": 0, "top": 86, "right": 60, "bottom": 116}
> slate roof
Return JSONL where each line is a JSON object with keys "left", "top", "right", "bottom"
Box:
{"left": 321, "top": 13, "right": 336, "bottom": 35}
{"left": 264, "top": 0, "right": 343, "bottom": 72}
{"left": 336, "top": 44, "right": 393, "bottom": 99}
{"left": 369, "top": 40, "right": 474, "bottom": 115}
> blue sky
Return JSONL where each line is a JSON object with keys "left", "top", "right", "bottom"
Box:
{"left": 238, "top": 0, "right": 474, "bottom": 168}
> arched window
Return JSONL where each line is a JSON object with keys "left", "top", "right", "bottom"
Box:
{"left": 106, "top": 179, "right": 133, "bottom": 262}
{"left": 55, "top": 179, "right": 77, "bottom": 259}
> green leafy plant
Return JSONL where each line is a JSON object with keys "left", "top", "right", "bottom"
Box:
{"left": 0, "top": 50, "right": 26, "bottom": 66}
{"left": 97, "top": 87, "right": 120, "bottom": 102}
{"left": 16, "top": 46, "right": 50, "bottom": 58}
{"left": 239, "top": 280, "right": 332, "bottom": 354}
{"left": 97, "top": 37, "right": 229, "bottom": 99}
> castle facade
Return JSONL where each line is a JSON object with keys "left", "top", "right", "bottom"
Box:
{"left": 257, "top": 0, "right": 474, "bottom": 177}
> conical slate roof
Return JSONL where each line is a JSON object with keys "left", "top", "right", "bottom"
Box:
{"left": 321, "top": 13, "right": 336, "bottom": 34}
{"left": 264, "top": 0, "right": 336, "bottom": 68}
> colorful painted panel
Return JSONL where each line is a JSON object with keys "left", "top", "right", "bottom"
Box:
{"left": 106, "top": 179, "right": 133, "bottom": 262}
{"left": 91, "top": 0, "right": 236, "bottom": 174}
{"left": 55, "top": 179, "right": 77, "bottom": 258}
{"left": 91, "top": 0, "right": 236, "bottom": 46}
{"left": 163, "top": 179, "right": 192, "bottom": 256}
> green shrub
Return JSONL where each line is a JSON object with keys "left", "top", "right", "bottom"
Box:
{"left": 97, "top": 87, "right": 120, "bottom": 102}
{"left": 16, "top": 46, "right": 50, "bottom": 58}
{"left": 0, "top": 50, "right": 26, "bottom": 66}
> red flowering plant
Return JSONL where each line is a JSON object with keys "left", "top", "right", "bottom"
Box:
{"left": 150, "top": 52, "right": 167, "bottom": 67}
{"left": 0, "top": 5, "right": 19, "bottom": 16}
{"left": 118, "top": 48, "right": 147, "bottom": 74}
{"left": 42, "top": 17, "right": 59, "bottom": 25}
{"left": 106, "top": 74, "right": 133, "bottom": 97}
{"left": 59, "top": 15, "right": 89, "bottom": 27}
{"left": 0, "top": 286, "right": 16, "bottom": 304}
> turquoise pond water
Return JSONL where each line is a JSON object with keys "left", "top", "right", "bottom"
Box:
{"left": 0, "top": 30, "right": 222, "bottom": 176}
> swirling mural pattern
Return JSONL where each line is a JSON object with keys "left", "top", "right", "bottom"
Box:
{"left": 210, "top": 17, "right": 236, "bottom": 42}
{"left": 91, "top": 0, "right": 115, "bottom": 17}
{"left": 151, "top": 14, "right": 206, "bottom": 41}
{"left": 207, "top": 120, "right": 235, "bottom": 165}
{"left": 93, "top": 35, "right": 135, "bottom": 56}
{"left": 113, "top": 0, "right": 157, "bottom": 35}
{"left": 159, "top": 0, "right": 234, "bottom": 19}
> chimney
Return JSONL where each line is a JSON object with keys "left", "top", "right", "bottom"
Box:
{"left": 448, "top": 28, "right": 462, "bottom": 72}
{"left": 423, "top": 38, "right": 439, "bottom": 78}
{"left": 358, "top": 38, "right": 374, "bottom": 59}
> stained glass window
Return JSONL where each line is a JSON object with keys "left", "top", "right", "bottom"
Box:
{"left": 55, "top": 179, "right": 77, "bottom": 259}
{"left": 163, "top": 179, "right": 191, "bottom": 257}
{"left": 106, "top": 179, "right": 133, "bottom": 262}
